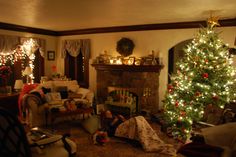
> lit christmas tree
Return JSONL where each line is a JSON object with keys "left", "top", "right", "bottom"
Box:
{"left": 163, "top": 17, "right": 236, "bottom": 142}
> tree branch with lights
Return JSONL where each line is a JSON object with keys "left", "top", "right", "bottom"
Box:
{"left": 163, "top": 17, "right": 236, "bottom": 142}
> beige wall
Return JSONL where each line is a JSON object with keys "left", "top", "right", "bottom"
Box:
{"left": 1, "top": 27, "right": 235, "bottom": 109}
{"left": 0, "top": 29, "right": 58, "bottom": 77}
{"left": 57, "top": 27, "right": 236, "bottom": 108}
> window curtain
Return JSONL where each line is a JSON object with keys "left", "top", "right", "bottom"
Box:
{"left": 0, "top": 35, "right": 20, "bottom": 54}
{"left": 20, "top": 37, "right": 46, "bottom": 57}
{"left": 61, "top": 39, "right": 91, "bottom": 58}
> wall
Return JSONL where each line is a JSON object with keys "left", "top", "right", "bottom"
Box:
{"left": 57, "top": 27, "right": 236, "bottom": 109}
{"left": 2, "top": 27, "right": 234, "bottom": 109}
{"left": 0, "top": 29, "right": 58, "bottom": 77}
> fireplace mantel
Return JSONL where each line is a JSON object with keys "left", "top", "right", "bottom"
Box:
{"left": 91, "top": 64, "right": 164, "bottom": 72}
{"left": 92, "top": 63, "right": 164, "bottom": 113}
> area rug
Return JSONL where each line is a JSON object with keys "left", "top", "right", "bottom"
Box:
{"left": 49, "top": 120, "right": 183, "bottom": 157}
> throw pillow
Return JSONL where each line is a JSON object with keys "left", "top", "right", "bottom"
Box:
{"left": 42, "top": 87, "right": 51, "bottom": 94}
{"left": 55, "top": 86, "right": 68, "bottom": 99}
{"left": 45, "top": 92, "right": 61, "bottom": 103}
{"left": 81, "top": 115, "right": 100, "bottom": 134}
{"left": 67, "top": 84, "right": 80, "bottom": 93}
{"left": 77, "top": 88, "right": 90, "bottom": 99}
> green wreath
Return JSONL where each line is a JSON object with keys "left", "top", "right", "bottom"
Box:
{"left": 116, "top": 38, "right": 135, "bottom": 57}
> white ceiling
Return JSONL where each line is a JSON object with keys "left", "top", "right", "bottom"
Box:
{"left": 0, "top": 0, "right": 235, "bottom": 31}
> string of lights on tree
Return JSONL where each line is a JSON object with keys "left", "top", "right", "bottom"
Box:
{"left": 163, "top": 16, "right": 236, "bottom": 142}
{"left": 0, "top": 38, "right": 38, "bottom": 82}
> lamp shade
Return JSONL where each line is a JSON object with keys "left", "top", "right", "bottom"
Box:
{"left": 23, "top": 66, "right": 32, "bottom": 76}
{"left": 14, "top": 80, "right": 23, "bottom": 90}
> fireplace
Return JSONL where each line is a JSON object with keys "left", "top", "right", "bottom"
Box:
{"left": 92, "top": 64, "right": 163, "bottom": 114}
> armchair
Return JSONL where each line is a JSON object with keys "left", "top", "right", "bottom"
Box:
{"left": 0, "top": 107, "right": 77, "bottom": 157}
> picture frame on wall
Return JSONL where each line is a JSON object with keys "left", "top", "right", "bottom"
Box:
{"left": 47, "top": 51, "right": 55, "bottom": 60}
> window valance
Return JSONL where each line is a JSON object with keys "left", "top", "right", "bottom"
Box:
{"left": 61, "top": 39, "right": 90, "bottom": 58}
{"left": 0, "top": 35, "right": 46, "bottom": 57}
{"left": 0, "top": 35, "right": 19, "bottom": 55}
{"left": 20, "top": 37, "right": 46, "bottom": 57}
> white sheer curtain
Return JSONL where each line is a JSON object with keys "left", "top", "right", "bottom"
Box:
{"left": 61, "top": 39, "right": 91, "bottom": 58}
{"left": 0, "top": 35, "right": 19, "bottom": 54}
{"left": 20, "top": 37, "right": 46, "bottom": 57}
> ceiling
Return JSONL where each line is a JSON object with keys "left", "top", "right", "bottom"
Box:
{"left": 0, "top": 0, "right": 235, "bottom": 31}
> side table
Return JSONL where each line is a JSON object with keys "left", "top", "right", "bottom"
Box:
{"left": 0, "top": 92, "right": 19, "bottom": 117}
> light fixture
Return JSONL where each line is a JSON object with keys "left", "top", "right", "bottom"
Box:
{"left": 23, "top": 66, "right": 32, "bottom": 84}
{"left": 14, "top": 80, "right": 24, "bottom": 92}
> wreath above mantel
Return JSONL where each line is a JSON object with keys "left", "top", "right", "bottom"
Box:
{"left": 116, "top": 37, "right": 135, "bottom": 57}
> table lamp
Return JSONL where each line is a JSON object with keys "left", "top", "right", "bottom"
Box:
{"left": 23, "top": 66, "right": 32, "bottom": 84}
{"left": 14, "top": 80, "right": 23, "bottom": 92}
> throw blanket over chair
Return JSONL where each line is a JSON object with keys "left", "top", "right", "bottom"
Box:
{"left": 0, "top": 107, "right": 77, "bottom": 157}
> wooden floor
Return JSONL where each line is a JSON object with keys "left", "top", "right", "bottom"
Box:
{"left": 47, "top": 120, "right": 183, "bottom": 157}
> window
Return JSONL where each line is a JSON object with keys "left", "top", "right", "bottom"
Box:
{"left": 65, "top": 49, "right": 89, "bottom": 88}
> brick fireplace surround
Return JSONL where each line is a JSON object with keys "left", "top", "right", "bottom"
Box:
{"left": 92, "top": 64, "right": 164, "bottom": 114}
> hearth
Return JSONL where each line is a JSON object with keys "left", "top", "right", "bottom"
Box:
{"left": 92, "top": 64, "right": 163, "bottom": 113}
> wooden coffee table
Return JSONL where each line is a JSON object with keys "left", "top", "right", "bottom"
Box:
{"left": 46, "top": 107, "right": 93, "bottom": 127}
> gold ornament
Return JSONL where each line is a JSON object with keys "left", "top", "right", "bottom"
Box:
{"left": 207, "top": 16, "right": 220, "bottom": 27}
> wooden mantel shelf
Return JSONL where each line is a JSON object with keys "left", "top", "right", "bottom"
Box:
{"left": 91, "top": 63, "right": 164, "bottom": 72}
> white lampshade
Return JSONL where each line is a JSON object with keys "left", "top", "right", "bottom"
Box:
{"left": 23, "top": 66, "right": 32, "bottom": 76}
{"left": 14, "top": 80, "right": 24, "bottom": 90}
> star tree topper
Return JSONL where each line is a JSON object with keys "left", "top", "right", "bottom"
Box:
{"left": 207, "top": 16, "right": 220, "bottom": 27}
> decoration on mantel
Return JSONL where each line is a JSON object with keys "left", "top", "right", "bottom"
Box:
{"left": 116, "top": 37, "right": 135, "bottom": 57}
{"left": 93, "top": 50, "right": 162, "bottom": 66}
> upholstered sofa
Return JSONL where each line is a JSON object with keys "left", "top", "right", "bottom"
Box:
{"left": 21, "top": 80, "right": 94, "bottom": 127}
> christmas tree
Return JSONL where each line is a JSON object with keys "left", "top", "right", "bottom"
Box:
{"left": 163, "top": 17, "right": 236, "bottom": 141}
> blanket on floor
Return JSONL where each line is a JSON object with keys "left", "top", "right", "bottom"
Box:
{"left": 115, "top": 116, "right": 176, "bottom": 156}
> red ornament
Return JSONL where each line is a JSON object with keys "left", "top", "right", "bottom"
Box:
{"left": 205, "top": 59, "right": 208, "bottom": 63}
{"left": 180, "top": 111, "right": 186, "bottom": 116}
{"left": 195, "top": 91, "right": 201, "bottom": 97}
{"left": 175, "top": 101, "right": 179, "bottom": 107}
{"left": 202, "top": 73, "right": 209, "bottom": 79}
{"left": 168, "top": 84, "right": 173, "bottom": 90}
{"left": 212, "top": 95, "right": 219, "bottom": 100}
{"left": 168, "top": 84, "right": 174, "bottom": 93}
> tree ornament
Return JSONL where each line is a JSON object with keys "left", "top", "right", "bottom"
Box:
{"left": 195, "top": 91, "right": 201, "bottom": 97}
{"left": 207, "top": 16, "right": 220, "bottom": 27}
{"left": 168, "top": 84, "right": 174, "bottom": 93}
{"left": 212, "top": 95, "right": 219, "bottom": 100}
{"left": 202, "top": 73, "right": 209, "bottom": 79}
{"left": 175, "top": 101, "right": 179, "bottom": 107}
{"left": 180, "top": 111, "right": 186, "bottom": 116}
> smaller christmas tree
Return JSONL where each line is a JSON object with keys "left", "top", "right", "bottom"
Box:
{"left": 163, "top": 17, "right": 236, "bottom": 142}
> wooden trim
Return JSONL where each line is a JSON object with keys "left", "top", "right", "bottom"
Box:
{"left": 58, "top": 18, "right": 236, "bottom": 36}
{"left": 91, "top": 64, "right": 164, "bottom": 73}
{"left": 0, "top": 18, "right": 235, "bottom": 36}
{"left": 0, "top": 22, "right": 58, "bottom": 36}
